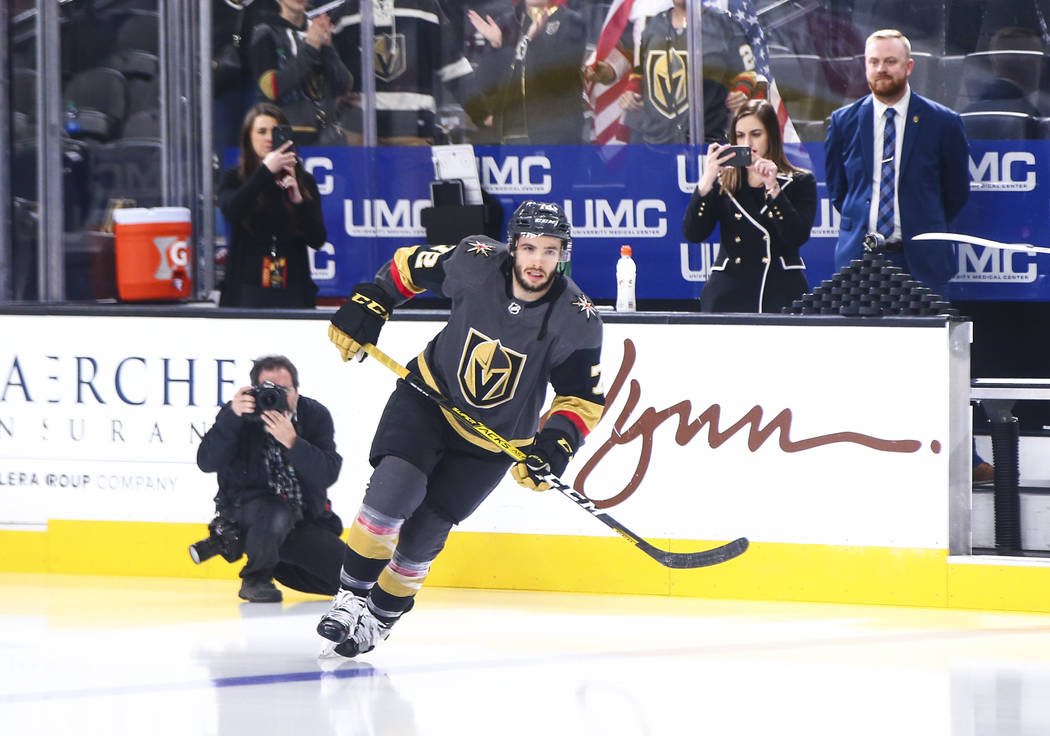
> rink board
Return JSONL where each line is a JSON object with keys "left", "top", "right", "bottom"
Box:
{"left": 0, "top": 310, "right": 1045, "bottom": 611}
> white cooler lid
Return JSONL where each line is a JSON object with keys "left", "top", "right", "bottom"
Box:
{"left": 113, "top": 207, "right": 192, "bottom": 225}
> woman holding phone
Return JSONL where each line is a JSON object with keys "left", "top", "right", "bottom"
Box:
{"left": 683, "top": 99, "right": 817, "bottom": 313}
{"left": 217, "top": 102, "right": 327, "bottom": 308}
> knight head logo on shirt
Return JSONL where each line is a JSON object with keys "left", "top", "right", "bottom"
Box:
{"left": 374, "top": 33, "right": 407, "bottom": 82}
{"left": 646, "top": 49, "right": 689, "bottom": 120}
{"left": 458, "top": 328, "right": 527, "bottom": 408}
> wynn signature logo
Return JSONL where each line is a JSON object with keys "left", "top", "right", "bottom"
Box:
{"left": 576, "top": 339, "right": 931, "bottom": 509}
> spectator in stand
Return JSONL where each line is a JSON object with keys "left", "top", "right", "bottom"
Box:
{"left": 217, "top": 102, "right": 327, "bottom": 308}
{"left": 330, "top": 0, "right": 490, "bottom": 145}
{"left": 963, "top": 26, "right": 1043, "bottom": 117}
{"left": 250, "top": 0, "right": 354, "bottom": 145}
{"left": 588, "top": 0, "right": 759, "bottom": 144}
{"left": 213, "top": 0, "right": 267, "bottom": 150}
{"left": 468, "top": 0, "right": 588, "bottom": 144}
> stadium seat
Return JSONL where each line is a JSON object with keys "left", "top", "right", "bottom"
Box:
{"left": 104, "top": 10, "right": 159, "bottom": 79}
{"left": 769, "top": 53, "right": 824, "bottom": 121}
{"left": 959, "top": 50, "right": 1045, "bottom": 110}
{"left": 11, "top": 137, "right": 93, "bottom": 231}
{"left": 792, "top": 119, "right": 828, "bottom": 142}
{"left": 936, "top": 55, "right": 966, "bottom": 109}
{"left": 127, "top": 76, "right": 160, "bottom": 115}
{"left": 115, "top": 10, "right": 159, "bottom": 54}
{"left": 62, "top": 67, "right": 129, "bottom": 142}
{"left": 122, "top": 109, "right": 161, "bottom": 139}
{"left": 85, "top": 139, "right": 163, "bottom": 227}
{"left": 960, "top": 110, "right": 1037, "bottom": 140}
{"left": 823, "top": 55, "right": 867, "bottom": 108}
{"left": 908, "top": 52, "right": 944, "bottom": 103}
{"left": 12, "top": 67, "right": 37, "bottom": 120}
{"left": 850, "top": 0, "right": 946, "bottom": 53}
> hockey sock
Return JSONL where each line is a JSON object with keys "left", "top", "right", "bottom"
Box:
{"left": 368, "top": 550, "right": 431, "bottom": 621}
{"left": 339, "top": 503, "right": 403, "bottom": 595}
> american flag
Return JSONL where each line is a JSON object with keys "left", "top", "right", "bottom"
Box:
{"left": 585, "top": 0, "right": 802, "bottom": 146}
{"left": 583, "top": 0, "right": 638, "bottom": 145}
{"left": 714, "top": 0, "right": 802, "bottom": 144}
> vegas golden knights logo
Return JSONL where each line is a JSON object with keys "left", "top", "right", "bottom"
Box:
{"left": 375, "top": 33, "right": 407, "bottom": 82}
{"left": 645, "top": 49, "right": 689, "bottom": 120}
{"left": 458, "top": 328, "right": 526, "bottom": 408}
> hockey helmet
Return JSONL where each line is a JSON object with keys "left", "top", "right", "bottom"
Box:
{"left": 507, "top": 200, "right": 572, "bottom": 265}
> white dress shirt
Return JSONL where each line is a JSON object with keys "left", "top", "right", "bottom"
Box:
{"left": 867, "top": 85, "right": 911, "bottom": 242}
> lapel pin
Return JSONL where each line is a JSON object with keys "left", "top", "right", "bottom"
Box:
{"left": 913, "top": 115, "right": 919, "bottom": 123}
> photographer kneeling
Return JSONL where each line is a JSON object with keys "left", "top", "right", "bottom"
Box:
{"left": 196, "top": 355, "right": 344, "bottom": 603}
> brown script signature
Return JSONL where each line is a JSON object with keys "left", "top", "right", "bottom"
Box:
{"left": 575, "top": 339, "right": 925, "bottom": 509}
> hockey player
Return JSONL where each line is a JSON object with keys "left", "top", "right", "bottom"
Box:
{"left": 317, "top": 201, "right": 605, "bottom": 657}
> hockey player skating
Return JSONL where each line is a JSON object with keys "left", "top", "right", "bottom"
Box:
{"left": 318, "top": 201, "right": 605, "bottom": 657}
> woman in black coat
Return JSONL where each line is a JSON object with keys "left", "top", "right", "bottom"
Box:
{"left": 218, "top": 102, "right": 327, "bottom": 308}
{"left": 683, "top": 99, "right": 817, "bottom": 313}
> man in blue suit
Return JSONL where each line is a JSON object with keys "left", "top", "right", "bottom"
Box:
{"left": 825, "top": 29, "right": 970, "bottom": 291}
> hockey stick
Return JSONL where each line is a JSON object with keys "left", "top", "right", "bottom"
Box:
{"left": 913, "top": 232, "right": 1050, "bottom": 256}
{"left": 359, "top": 343, "right": 749, "bottom": 569}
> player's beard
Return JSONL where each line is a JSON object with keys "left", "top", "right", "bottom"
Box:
{"left": 868, "top": 73, "right": 907, "bottom": 100}
{"left": 513, "top": 261, "right": 556, "bottom": 294}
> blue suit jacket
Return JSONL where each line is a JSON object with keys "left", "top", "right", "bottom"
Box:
{"left": 825, "top": 91, "right": 970, "bottom": 288}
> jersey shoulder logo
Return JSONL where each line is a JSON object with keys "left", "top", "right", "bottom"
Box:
{"left": 458, "top": 328, "right": 527, "bottom": 409}
{"left": 466, "top": 240, "right": 495, "bottom": 257}
{"left": 572, "top": 293, "right": 598, "bottom": 320}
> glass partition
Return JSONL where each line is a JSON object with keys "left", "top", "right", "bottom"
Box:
{"left": 8, "top": 2, "right": 39, "bottom": 301}
{"left": 6, "top": 0, "right": 1050, "bottom": 305}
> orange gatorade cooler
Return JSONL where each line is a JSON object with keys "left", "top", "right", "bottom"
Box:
{"left": 113, "top": 207, "right": 193, "bottom": 301}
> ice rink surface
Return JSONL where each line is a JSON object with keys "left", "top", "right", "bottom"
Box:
{"left": 3, "top": 573, "right": 1050, "bottom": 736}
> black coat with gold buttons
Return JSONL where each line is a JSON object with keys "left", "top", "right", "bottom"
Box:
{"left": 683, "top": 171, "right": 817, "bottom": 313}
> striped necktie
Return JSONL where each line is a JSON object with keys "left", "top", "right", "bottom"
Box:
{"left": 876, "top": 108, "right": 896, "bottom": 238}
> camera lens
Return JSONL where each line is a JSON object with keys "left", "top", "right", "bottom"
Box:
{"left": 189, "top": 536, "right": 222, "bottom": 564}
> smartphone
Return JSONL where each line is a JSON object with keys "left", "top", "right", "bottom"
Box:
{"left": 721, "top": 145, "right": 752, "bottom": 167}
{"left": 271, "top": 124, "right": 295, "bottom": 151}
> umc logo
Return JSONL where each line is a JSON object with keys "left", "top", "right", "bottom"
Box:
{"left": 344, "top": 199, "right": 428, "bottom": 237}
{"left": 810, "top": 198, "right": 840, "bottom": 238}
{"left": 458, "top": 328, "right": 526, "bottom": 408}
{"left": 952, "top": 244, "right": 1038, "bottom": 283}
{"left": 563, "top": 199, "right": 667, "bottom": 238}
{"left": 680, "top": 242, "right": 714, "bottom": 282}
{"left": 969, "top": 151, "right": 1036, "bottom": 191}
{"left": 478, "top": 156, "right": 552, "bottom": 194}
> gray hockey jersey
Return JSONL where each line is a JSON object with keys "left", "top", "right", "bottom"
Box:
{"left": 373, "top": 236, "right": 605, "bottom": 453}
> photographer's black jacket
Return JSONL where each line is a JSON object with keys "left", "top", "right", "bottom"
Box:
{"left": 196, "top": 395, "right": 342, "bottom": 522}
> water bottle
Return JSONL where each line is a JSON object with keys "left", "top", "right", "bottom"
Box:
{"left": 615, "top": 245, "right": 636, "bottom": 312}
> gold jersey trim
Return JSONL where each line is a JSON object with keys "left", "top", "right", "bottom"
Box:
{"left": 549, "top": 394, "right": 605, "bottom": 434}
{"left": 392, "top": 246, "right": 426, "bottom": 294}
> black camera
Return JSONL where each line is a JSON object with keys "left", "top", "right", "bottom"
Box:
{"left": 188, "top": 515, "right": 244, "bottom": 564}
{"left": 249, "top": 381, "right": 288, "bottom": 418}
